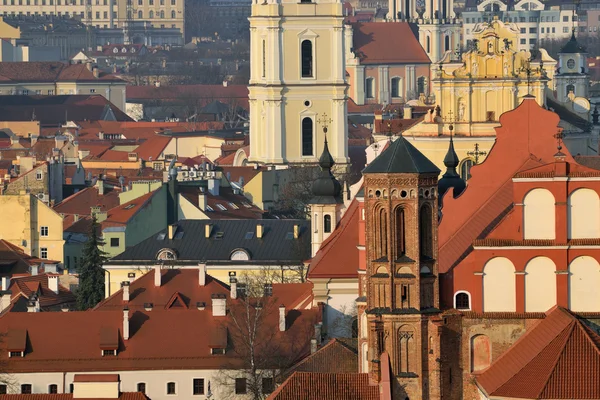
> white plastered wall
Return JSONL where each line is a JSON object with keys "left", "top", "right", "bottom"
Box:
{"left": 569, "top": 256, "right": 600, "bottom": 312}
{"left": 483, "top": 257, "right": 516, "bottom": 312}
{"left": 524, "top": 256, "right": 556, "bottom": 312}
{"left": 568, "top": 188, "right": 600, "bottom": 239}
{"left": 523, "top": 188, "right": 555, "bottom": 240}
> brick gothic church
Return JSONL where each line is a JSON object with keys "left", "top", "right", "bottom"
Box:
{"left": 348, "top": 97, "right": 600, "bottom": 400}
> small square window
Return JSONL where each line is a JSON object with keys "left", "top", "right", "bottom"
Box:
{"left": 102, "top": 349, "right": 116, "bottom": 356}
{"left": 40, "top": 226, "right": 49, "bottom": 237}
{"left": 10, "top": 351, "right": 23, "bottom": 357}
{"left": 137, "top": 383, "right": 146, "bottom": 393}
{"left": 262, "top": 378, "right": 274, "bottom": 394}
{"left": 235, "top": 378, "right": 247, "bottom": 394}
{"left": 0, "top": 385, "right": 6, "bottom": 394}
{"left": 21, "top": 385, "right": 32, "bottom": 394}
{"left": 110, "top": 238, "right": 120, "bottom": 247}
{"left": 193, "top": 378, "right": 205, "bottom": 395}
{"left": 90, "top": 89, "right": 96, "bottom": 93}
{"left": 211, "top": 348, "right": 225, "bottom": 355}
{"left": 40, "top": 247, "right": 48, "bottom": 259}
{"left": 36, "top": 171, "right": 43, "bottom": 180}
{"left": 49, "top": 384, "right": 58, "bottom": 394}
{"left": 167, "top": 382, "right": 176, "bottom": 395}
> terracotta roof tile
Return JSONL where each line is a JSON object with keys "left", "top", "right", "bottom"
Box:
{"left": 102, "top": 190, "right": 158, "bottom": 227}
{"left": 351, "top": 22, "right": 430, "bottom": 65}
{"left": 8, "top": 274, "right": 75, "bottom": 308}
{"left": 54, "top": 186, "right": 121, "bottom": 217}
{"left": 477, "top": 307, "right": 600, "bottom": 399}
{"left": 267, "top": 372, "right": 379, "bottom": 400}
{"left": 289, "top": 339, "right": 358, "bottom": 374}
{"left": 0, "top": 394, "right": 146, "bottom": 400}
{"left": 309, "top": 200, "right": 359, "bottom": 279}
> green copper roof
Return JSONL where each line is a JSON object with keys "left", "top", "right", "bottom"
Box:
{"left": 363, "top": 136, "right": 440, "bottom": 174}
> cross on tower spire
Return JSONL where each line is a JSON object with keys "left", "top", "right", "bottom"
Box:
{"left": 467, "top": 143, "right": 487, "bottom": 164}
{"left": 317, "top": 112, "right": 333, "bottom": 134}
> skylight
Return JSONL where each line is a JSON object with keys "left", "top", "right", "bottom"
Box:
{"left": 124, "top": 204, "right": 136, "bottom": 210}
{"left": 206, "top": 206, "right": 214, "bottom": 212}
{"left": 215, "top": 232, "right": 224, "bottom": 240}
{"left": 229, "top": 202, "right": 239, "bottom": 210}
{"left": 244, "top": 232, "right": 254, "bottom": 240}
{"left": 285, "top": 232, "right": 294, "bottom": 240}
{"left": 216, "top": 204, "right": 227, "bottom": 211}
{"left": 241, "top": 202, "right": 252, "bottom": 208}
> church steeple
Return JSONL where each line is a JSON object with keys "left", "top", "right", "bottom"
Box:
{"left": 438, "top": 130, "right": 466, "bottom": 202}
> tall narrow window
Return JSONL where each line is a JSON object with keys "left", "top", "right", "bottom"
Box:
{"left": 445, "top": 35, "right": 450, "bottom": 51}
{"left": 137, "top": 383, "right": 146, "bottom": 394}
{"left": 301, "top": 117, "right": 313, "bottom": 156}
{"left": 301, "top": 40, "right": 313, "bottom": 77}
{"left": 426, "top": 36, "right": 431, "bottom": 53}
{"left": 378, "top": 209, "right": 388, "bottom": 259}
{"left": 262, "top": 40, "right": 266, "bottom": 78}
{"left": 167, "top": 382, "right": 176, "bottom": 395}
{"left": 138, "top": 10, "right": 142, "bottom": 18}
{"left": 324, "top": 215, "right": 332, "bottom": 233}
{"left": 365, "top": 78, "right": 374, "bottom": 99}
{"left": 171, "top": 10, "right": 175, "bottom": 18}
{"left": 419, "top": 204, "right": 432, "bottom": 259}
{"left": 391, "top": 77, "right": 400, "bottom": 98}
{"left": 395, "top": 208, "right": 405, "bottom": 258}
{"left": 417, "top": 77, "right": 426, "bottom": 94}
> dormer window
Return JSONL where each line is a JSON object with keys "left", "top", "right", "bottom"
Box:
{"left": 211, "top": 348, "right": 226, "bottom": 355}
{"left": 7, "top": 329, "right": 27, "bottom": 358}
{"left": 210, "top": 326, "right": 227, "bottom": 355}
{"left": 102, "top": 349, "right": 116, "bottom": 356}
{"left": 9, "top": 351, "right": 23, "bottom": 357}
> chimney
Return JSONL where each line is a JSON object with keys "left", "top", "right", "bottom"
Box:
{"left": 86, "top": 61, "right": 93, "bottom": 71}
{"left": 30, "top": 134, "right": 38, "bottom": 146}
{"left": 154, "top": 265, "right": 161, "bottom": 287}
{"left": 230, "top": 277, "right": 237, "bottom": 299}
{"left": 211, "top": 294, "right": 226, "bottom": 316}
{"left": 128, "top": 272, "right": 135, "bottom": 283}
{"left": 31, "top": 265, "right": 39, "bottom": 276}
{"left": 279, "top": 304, "right": 286, "bottom": 332}
{"left": 199, "top": 263, "right": 206, "bottom": 286}
{"left": 256, "top": 224, "right": 264, "bottom": 239}
{"left": 403, "top": 105, "right": 413, "bottom": 120}
{"left": 293, "top": 224, "right": 300, "bottom": 239}
{"left": 1, "top": 276, "right": 9, "bottom": 291}
{"left": 122, "top": 281, "right": 130, "bottom": 302}
{"left": 207, "top": 178, "right": 219, "bottom": 196}
{"left": 27, "top": 300, "right": 37, "bottom": 313}
{"left": 95, "top": 178, "right": 104, "bottom": 195}
{"left": 205, "top": 224, "right": 212, "bottom": 238}
{"left": 167, "top": 224, "right": 176, "bottom": 240}
{"left": 222, "top": 80, "right": 228, "bottom": 87}
{"left": 198, "top": 192, "right": 207, "bottom": 211}
{"left": 73, "top": 214, "right": 79, "bottom": 222}
{"left": 0, "top": 290, "right": 11, "bottom": 313}
{"left": 310, "top": 338, "right": 317, "bottom": 354}
{"left": 48, "top": 274, "right": 59, "bottom": 294}
{"left": 123, "top": 306, "right": 130, "bottom": 340}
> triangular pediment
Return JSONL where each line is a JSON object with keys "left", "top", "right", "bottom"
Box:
{"left": 298, "top": 29, "right": 319, "bottom": 39}
{"left": 165, "top": 291, "right": 188, "bottom": 309}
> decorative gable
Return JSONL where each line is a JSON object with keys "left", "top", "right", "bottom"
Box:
{"left": 165, "top": 291, "right": 188, "bottom": 309}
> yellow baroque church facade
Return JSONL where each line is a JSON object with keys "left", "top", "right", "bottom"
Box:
{"left": 247, "top": 0, "right": 349, "bottom": 167}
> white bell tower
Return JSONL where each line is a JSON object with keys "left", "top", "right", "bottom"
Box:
{"left": 555, "top": 31, "right": 589, "bottom": 104}
{"left": 248, "top": 0, "right": 349, "bottom": 167}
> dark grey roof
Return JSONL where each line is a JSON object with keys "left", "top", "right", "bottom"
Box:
{"left": 108, "top": 219, "right": 311, "bottom": 264}
{"left": 438, "top": 135, "right": 465, "bottom": 200}
{"left": 560, "top": 31, "right": 586, "bottom": 54}
{"left": 363, "top": 136, "right": 440, "bottom": 174}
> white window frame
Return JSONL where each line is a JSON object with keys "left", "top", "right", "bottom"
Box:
{"left": 298, "top": 29, "right": 318, "bottom": 81}
{"left": 453, "top": 290, "right": 472, "bottom": 310}
{"left": 40, "top": 226, "right": 49, "bottom": 237}
{"left": 299, "top": 111, "right": 317, "bottom": 158}
{"left": 40, "top": 247, "right": 48, "bottom": 259}
{"left": 36, "top": 171, "right": 43, "bottom": 180}
{"left": 166, "top": 381, "right": 177, "bottom": 395}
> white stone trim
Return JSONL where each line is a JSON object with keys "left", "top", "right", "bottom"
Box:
{"left": 453, "top": 290, "right": 471, "bottom": 310}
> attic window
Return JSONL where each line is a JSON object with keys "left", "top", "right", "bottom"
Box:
{"left": 215, "top": 232, "right": 224, "bottom": 240}
{"left": 9, "top": 351, "right": 23, "bottom": 358}
{"left": 244, "top": 232, "right": 254, "bottom": 240}
{"left": 102, "top": 349, "right": 116, "bottom": 356}
{"left": 206, "top": 206, "right": 214, "bottom": 212}
{"left": 285, "top": 232, "right": 294, "bottom": 240}
{"left": 124, "top": 204, "right": 136, "bottom": 210}
{"left": 216, "top": 204, "right": 227, "bottom": 211}
{"left": 211, "top": 348, "right": 226, "bottom": 355}
{"left": 242, "top": 202, "right": 252, "bottom": 208}
{"left": 228, "top": 202, "right": 239, "bottom": 210}
{"left": 230, "top": 249, "right": 250, "bottom": 261}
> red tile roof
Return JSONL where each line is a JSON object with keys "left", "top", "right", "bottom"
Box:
{"left": 73, "top": 374, "right": 119, "bottom": 382}
{"left": 54, "top": 186, "right": 121, "bottom": 219}
{"left": 0, "top": 393, "right": 146, "bottom": 400}
{"left": 351, "top": 22, "right": 430, "bottom": 65}
{"left": 309, "top": 200, "right": 359, "bottom": 279}
{"left": 0, "top": 240, "right": 48, "bottom": 276}
{"left": 8, "top": 274, "right": 75, "bottom": 309}
{"left": 477, "top": 307, "right": 600, "bottom": 399}
{"left": 289, "top": 338, "right": 358, "bottom": 374}
{"left": 0, "top": 62, "right": 124, "bottom": 82}
{"left": 126, "top": 84, "right": 250, "bottom": 110}
{"left": 102, "top": 190, "right": 159, "bottom": 227}
{"left": 267, "top": 372, "right": 379, "bottom": 400}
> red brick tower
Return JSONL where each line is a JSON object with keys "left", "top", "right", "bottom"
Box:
{"left": 361, "top": 136, "right": 442, "bottom": 399}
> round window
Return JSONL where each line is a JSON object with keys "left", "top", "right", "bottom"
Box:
{"left": 567, "top": 59, "right": 575, "bottom": 69}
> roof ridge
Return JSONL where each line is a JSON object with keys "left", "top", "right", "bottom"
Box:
{"left": 573, "top": 317, "right": 600, "bottom": 357}
{"left": 535, "top": 321, "right": 577, "bottom": 398}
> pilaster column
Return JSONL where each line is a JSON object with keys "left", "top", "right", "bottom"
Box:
{"left": 269, "top": 26, "right": 282, "bottom": 84}
{"left": 332, "top": 98, "right": 348, "bottom": 163}
{"left": 333, "top": 26, "right": 344, "bottom": 84}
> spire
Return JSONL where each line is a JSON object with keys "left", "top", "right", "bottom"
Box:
{"left": 438, "top": 127, "right": 466, "bottom": 202}
{"left": 310, "top": 137, "right": 342, "bottom": 204}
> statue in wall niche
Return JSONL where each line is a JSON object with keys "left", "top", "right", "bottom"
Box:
{"left": 472, "top": 61, "right": 479, "bottom": 76}
{"left": 487, "top": 41, "right": 494, "bottom": 54}
{"left": 458, "top": 101, "right": 465, "bottom": 121}
{"left": 503, "top": 62, "right": 509, "bottom": 76}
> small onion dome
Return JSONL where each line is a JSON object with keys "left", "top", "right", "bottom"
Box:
{"left": 438, "top": 131, "right": 465, "bottom": 201}
{"left": 311, "top": 137, "right": 342, "bottom": 203}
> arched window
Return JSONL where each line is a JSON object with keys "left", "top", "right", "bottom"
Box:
{"left": 301, "top": 40, "right": 313, "bottom": 78}
{"left": 419, "top": 204, "right": 432, "bottom": 259}
{"left": 48, "top": 384, "right": 58, "bottom": 394}
{"left": 171, "top": 10, "right": 175, "bottom": 18}
{"left": 470, "top": 334, "right": 491, "bottom": 372}
{"left": 159, "top": 10, "right": 164, "bottom": 18}
{"left": 417, "top": 76, "right": 426, "bottom": 94}
{"left": 397, "top": 326, "right": 414, "bottom": 373}
{"left": 324, "top": 214, "right": 332, "bottom": 233}
{"left": 149, "top": 10, "right": 154, "bottom": 18}
{"left": 301, "top": 117, "right": 313, "bottom": 156}
{"left": 525, "top": 257, "right": 556, "bottom": 312}
{"left": 361, "top": 342, "right": 368, "bottom": 372}
{"left": 569, "top": 256, "right": 600, "bottom": 312}
{"left": 137, "top": 383, "right": 146, "bottom": 394}
{"left": 404, "top": 0, "right": 410, "bottom": 17}
{"left": 460, "top": 159, "right": 474, "bottom": 181}
{"left": 378, "top": 208, "right": 388, "bottom": 259}
{"left": 568, "top": 188, "right": 600, "bottom": 239}
{"left": 138, "top": 10, "right": 142, "bottom": 18}
{"left": 391, "top": 77, "right": 401, "bottom": 98}
{"left": 365, "top": 77, "right": 374, "bottom": 99}
{"left": 445, "top": 35, "right": 450, "bottom": 51}
{"left": 167, "top": 382, "right": 176, "bottom": 395}
{"left": 566, "top": 84, "right": 575, "bottom": 96}
{"left": 395, "top": 207, "right": 405, "bottom": 258}
{"left": 262, "top": 40, "right": 266, "bottom": 78}
{"left": 483, "top": 257, "right": 516, "bottom": 312}
{"left": 523, "top": 188, "right": 555, "bottom": 239}
{"left": 426, "top": 36, "right": 431, "bottom": 53}
{"left": 454, "top": 292, "right": 470, "bottom": 310}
